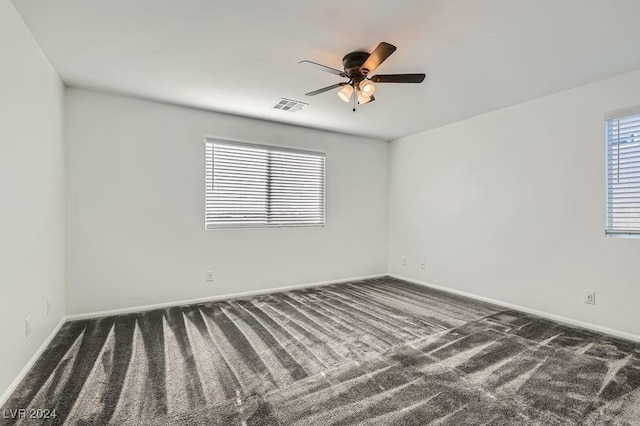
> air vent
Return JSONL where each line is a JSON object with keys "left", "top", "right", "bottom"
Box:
{"left": 272, "top": 98, "right": 308, "bottom": 112}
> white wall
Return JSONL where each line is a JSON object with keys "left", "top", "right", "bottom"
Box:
{"left": 0, "top": 1, "right": 65, "bottom": 397}
{"left": 389, "top": 68, "right": 640, "bottom": 337}
{"left": 65, "top": 88, "right": 388, "bottom": 315}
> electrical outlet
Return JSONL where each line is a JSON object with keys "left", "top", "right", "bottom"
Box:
{"left": 420, "top": 261, "right": 426, "bottom": 270}
{"left": 401, "top": 258, "right": 407, "bottom": 267}
{"left": 25, "top": 317, "right": 31, "bottom": 338}
{"left": 205, "top": 271, "right": 214, "bottom": 282}
{"left": 46, "top": 299, "right": 51, "bottom": 316}
{"left": 585, "top": 291, "right": 596, "bottom": 305}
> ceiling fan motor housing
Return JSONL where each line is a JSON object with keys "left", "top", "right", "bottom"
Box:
{"left": 342, "top": 51, "right": 370, "bottom": 79}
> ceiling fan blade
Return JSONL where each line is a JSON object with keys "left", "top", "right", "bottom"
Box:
{"left": 305, "top": 82, "right": 347, "bottom": 96}
{"left": 360, "top": 42, "right": 397, "bottom": 75}
{"left": 299, "top": 60, "right": 347, "bottom": 77}
{"left": 370, "top": 74, "right": 426, "bottom": 83}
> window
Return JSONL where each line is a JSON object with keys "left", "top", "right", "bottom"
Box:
{"left": 205, "top": 139, "right": 325, "bottom": 229}
{"left": 606, "top": 111, "right": 640, "bottom": 236}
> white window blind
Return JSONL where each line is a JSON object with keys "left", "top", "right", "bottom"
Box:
{"left": 205, "top": 139, "right": 325, "bottom": 229}
{"left": 606, "top": 112, "right": 640, "bottom": 236}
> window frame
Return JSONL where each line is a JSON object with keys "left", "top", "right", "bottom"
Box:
{"left": 204, "top": 138, "right": 326, "bottom": 230}
{"left": 604, "top": 107, "right": 640, "bottom": 238}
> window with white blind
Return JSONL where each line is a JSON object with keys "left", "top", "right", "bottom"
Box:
{"left": 205, "top": 139, "right": 325, "bottom": 229}
{"left": 606, "top": 111, "right": 640, "bottom": 236}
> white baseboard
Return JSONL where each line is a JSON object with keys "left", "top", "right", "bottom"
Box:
{"left": 65, "top": 273, "right": 388, "bottom": 322}
{"left": 388, "top": 273, "right": 640, "bottom": 343}
{"left": 0, "top": 317, "right": 66, "bottom": 408}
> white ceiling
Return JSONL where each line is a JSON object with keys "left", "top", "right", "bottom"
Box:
{"left": 12, "top": 0, "right": 640, "bottom": 141}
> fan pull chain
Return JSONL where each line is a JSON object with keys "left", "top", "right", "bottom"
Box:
{"left": 353, "top": 85, "right": 356, "bottom": 112}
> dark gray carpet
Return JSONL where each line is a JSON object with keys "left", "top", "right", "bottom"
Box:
{"left": 2, "top": 277, "right": 639, "bottom": 425}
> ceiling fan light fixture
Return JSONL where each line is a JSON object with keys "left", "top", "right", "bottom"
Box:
{"left": 337, "top": 84, "right": 354, "bottom": 102}
{"left": 357, "top": 91, "right": 373, "bottom": 105}
{"left": 359, "top": 80, "right": 376, "bottom": 96}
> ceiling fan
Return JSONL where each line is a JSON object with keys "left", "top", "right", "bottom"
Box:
{"left": 299, "top": 42, "right": 425, "bottom": 111}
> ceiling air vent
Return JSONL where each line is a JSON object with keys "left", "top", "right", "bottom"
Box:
{"left": 272, "top": 98, "right": 308, "bottom": 112}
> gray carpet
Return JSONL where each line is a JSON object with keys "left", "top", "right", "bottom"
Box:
{"left": 2, "top": 277, "right": 639, "bottom": 425}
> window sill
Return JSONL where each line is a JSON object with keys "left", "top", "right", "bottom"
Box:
{"left": 605, "top": 232, "right": 640, "bottom": 240}
{"left": 205, "top": 224, "right": 326, "bottom": 231}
